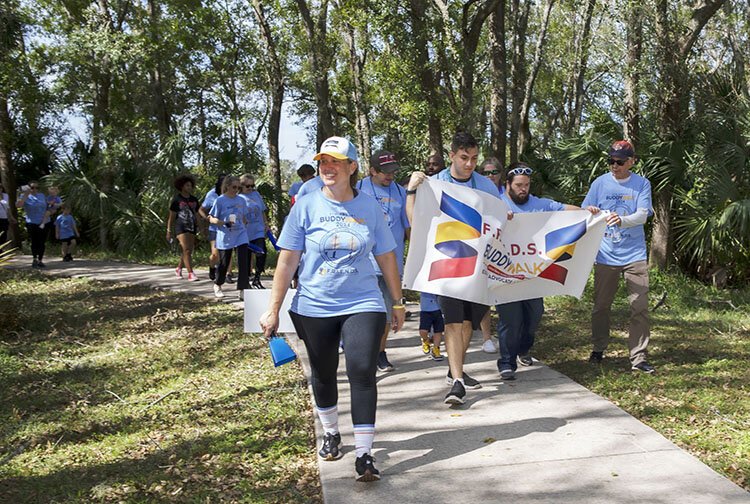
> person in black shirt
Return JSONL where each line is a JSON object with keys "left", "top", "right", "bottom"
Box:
{"left": 167, "top": 174, "right": 201, "bottom": 281}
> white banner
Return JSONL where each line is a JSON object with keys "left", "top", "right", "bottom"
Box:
{"left": 403, "top": 179, "right": 607, "bottom": 305}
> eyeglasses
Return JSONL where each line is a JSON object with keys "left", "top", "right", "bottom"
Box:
{"left": 29, "top": 186, "right": 39, "bottom": 190}
{"left": 243, "top": 184, "right": 255, "bottom": 188}
{"left": 229, "top": 185, "right": 240, "bottom": 189}
{"left": 607, "top": 158, "right": 628, "bottom": 166}
{"left": 483, "top": 170, "right": 500, "bottom": 175}
{"left": 507, "top": 167, "right": 533, "bottom": 177}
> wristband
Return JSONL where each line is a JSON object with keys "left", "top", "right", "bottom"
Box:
{"left": 392, "top": 304, "right": 405, "bottom": 310}
{"left": 406, "top": 189, "right": 417, "bottom": 195}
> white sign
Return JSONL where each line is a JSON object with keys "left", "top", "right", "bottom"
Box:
{"left": 243, "top": 289, "right": 296, "bottom": 333}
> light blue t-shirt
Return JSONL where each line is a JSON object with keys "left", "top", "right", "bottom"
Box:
{"left": 420, "top": 292, "right": 440, "bottom": 312}
{"left": 357, "top": 177, "right": 410, "bottom": 276}
{"left": 202, "top": 188, "right": 219, "bottom": 234}
{"left": 288, "top": 180, "right": 303, "bottom": 197}
{"left": 294, "top": 176, "right": 324, "bottom": 200}
{"left": 45, "top": 195, "right": 62, "bottom": 224}
{"left": 22, "top": 193, "right": 47, "bottom": 225}
{"left": 501, "top": 193, "right": 565, "bottom": 214}
{"left": 434, "top": 168, "right": 502, "bottom": 199}
{"left": 209, "top": 194, "right": 250, "bottom": 250}
{"left": 241, "top": 191, "right": 267, "bottom": 241}
{"left": 55, "top": 214, "right": 76, "bottom": 239}
{"left": 277, "top": 189, "right": 397, "bottom": 317}
{"left": 582, "top": 172, "right": 652, "bottom": 266}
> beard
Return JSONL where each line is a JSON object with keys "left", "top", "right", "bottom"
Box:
{"left": 509, "top": 189, "right": 529, "bottom": 205}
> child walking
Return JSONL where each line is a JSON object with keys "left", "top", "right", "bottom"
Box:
{"left": 55, "top": 202, "right": 79, "bottom": 261}
{"left": 419, "top": 292, "right": 445, "bottom": 361}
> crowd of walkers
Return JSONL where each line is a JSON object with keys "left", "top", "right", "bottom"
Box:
{"left": 8, "top": 131, "right": 654, "bottom": 484}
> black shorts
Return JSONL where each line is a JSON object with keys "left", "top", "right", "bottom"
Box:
{"left": 175, "top": 222, "right": 196, "bottom": 236}
{"left": 59, "top": 237, "right": 76, "bottom": 244}
{"left": 419, "top": 309, "right": 445, "bottom": 333}
{"left": 437, "top": 295, "right": 489, "bottom": 330}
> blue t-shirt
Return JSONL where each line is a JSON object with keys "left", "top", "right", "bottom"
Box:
{"left": 209, "top": 194, "right": 250, "bottom": 250}
{"left": 202, "top": 188, "right": 219, "bottom": 233}
{"left": 501, "top": 193, "right": 565, "bottom": 214}
{"left": 241, "top": 191, "right": 267, "bottom": 241}
{"left": 288, "top": 181, "right": 303, "bottom": 197}
{"left": 22, "top": 193, "right": 47, "bottom": 225}
{"left": 420, "top": 292, "right": 440, "bottom": 312}
{"left": 434, "top": 168, "right": 502, "bottom": 198}
{"left": 294, "top": 176, "right": 325, "bottom": 200}
{"left": 582, "top": 172, "right": 652, "bottom": 266}
{"left": 45, "top": 195, "right": 62, "bottom": 224}
{"left": 55, "top": 214, "right": 76, "bottom": 239}
{"left": 357, "top": 177, "right": 410, "bottom": 276}
{"left": 277, "top": 189, "right": 397, "bottom": 317}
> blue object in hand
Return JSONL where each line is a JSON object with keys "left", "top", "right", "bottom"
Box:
{"left": 266, "top": 230, "right": 281, "bottom": 251}
{"left": 269, "top": 335, "right": 296, "bottom": 367}
{"left": 247, "top": 242, "right": 265, "bottom": 254}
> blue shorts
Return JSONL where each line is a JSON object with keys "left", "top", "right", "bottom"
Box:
{"left": 208, "top": 229, "right": 217, "bottom": 242}
{"left": 419, "top": 309, "right": 445, "bottom": 333}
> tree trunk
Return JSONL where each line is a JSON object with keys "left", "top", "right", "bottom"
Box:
{"left": 517, "top": 0, "right": 554, "bottom": 156}
{"left": 296, "top": 0, "right": 334, "bottom": 147}
{"left": 147, "top": 0, "right": 172, "bottom": 148}
{"left": 345, "top": 23, "right": 371, "bottom": 170}
{"left": 489, "top": 0, "right": 508, "bottom": 166}
{"left": 411, "top": 0, "right": 443, "bottom": 156}
{"left": 0, "top": 93, "right": 20, "bottom": 247}
{"left": 509, "top": 0, "right": 530, "bottom": 162}
{"left": 571, "top": 0, "right": 596, "bottom": 133}
{"left": 623, "top": 0, "right": 642, "bottom": 146}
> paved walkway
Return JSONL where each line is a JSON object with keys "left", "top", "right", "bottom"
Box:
{"left": 8, "top": 255, "right": 749, "bottom": 503}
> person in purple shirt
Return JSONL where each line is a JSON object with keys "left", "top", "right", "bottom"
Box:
{"left": 16, "top": 181, "right": 48, "bottom": 268}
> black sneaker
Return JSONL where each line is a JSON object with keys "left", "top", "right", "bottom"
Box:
{"left": 517, "top": 354, "right": 533, "bottom": 366}
{"left": 377, "top": 351, "right": 394, "bottom": 373}
{"left": 354, "top": 453, "right": 380, "bottom": 482}
{"left": 32, "top": 258, "right": 39, "bottom": 268}
{"left": 318, "top": 432, "right": 342, "bottom": 461}
{"left": 444, "top": 380, "right": 466, "bottom": 405}
{"left": 37, "top": 260, "right": 46, "bottom": 268}
{"left": 209, "top": 267, "right": 216, "bottom": 281}
{"left": 226, "top": 272, "right": 236, "bottom": 284}
{"left": 252, "top": 278, "right": 265, "bottom": 289}
{"left": 632, "top": 361, "right": 655, "bottom": 374}
{"left": 589, "top": 351, "right": 603, "bottom": 363}
{"left": 446, "top": 370, "right": 481, "bottom": 389}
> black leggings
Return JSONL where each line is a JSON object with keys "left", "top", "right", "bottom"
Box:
{"left": 249, "top": 237, "right": 267, "bottom": 279}
{"left": 290, "top": 311, "right": 385, "bottom": 425}
{"left": 0, "top": 219, "right": 8, "bottom": 244}
{"left": 26, "top": 223, "right": 46, "bottom": 260}
{"left": 216, "top": 244, "right": 250, "bottom": 289}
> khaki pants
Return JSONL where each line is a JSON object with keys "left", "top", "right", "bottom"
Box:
{"left": 591, "top": 261, "right": 649, "bottom": 364}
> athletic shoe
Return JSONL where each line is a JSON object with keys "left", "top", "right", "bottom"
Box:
{"left": 209, "top": 267, "right": 216, "bottom": 281}
{"left": 446, "top": 370, "right": 481, "bottom": 389}
{"left": 497, "top": 360, "right": 516, "bottom": 380}
{"left": 318, "top": 432, "right": 342, "bottom": 461}
{"left": 187, "top": 272, "right": 198, "bottom": 281}
{"left": 444, "top": 380, "right": 466, "bottom": 405}
{"left": 377, "top": 351, "right": 394, "bottom": 373}
{"left": 226, "top": 272, "right": 236, "bottom": 284}
{"left": 517, "top": 354, "right": 533, "bottom": 366}
{"left": 421, "top": 339, "right": 431, "bottom": 355}
{"left": 36, "top": 261, "right": 45, "bottom": 268}
{"left": 430, "top": 346, "right": 444, "bottom": 361}
{"left": 252, "top": 278, "right": 265, "bottom": 289}
{"left": 632, "top": 361, "right": 655, "bottom": 374}
{"left": 32, "top": 258, "right": 39, "bottom": 268}
{"left": 354, "top": 453, "right": 380, "bottom": 482}
{"left": 213, "top": 284, "right": 224, "bottom": 298}
{"left": 482, "top": 339, "right": 498, "bottom": 353}
{"left": 588, "top": 351, "right": 603, "bottom": 363}
{"left": 175, "top": 267, "right": 183, "bottom": 278}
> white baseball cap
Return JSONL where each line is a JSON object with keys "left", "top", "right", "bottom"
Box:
{"left": 313, "top": 136, "right": 358, "bottom": 162}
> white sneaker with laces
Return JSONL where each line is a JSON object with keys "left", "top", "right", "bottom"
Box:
{"left": 482, "top": 339, "right": 498, "bottom": 353}
{"left": 213, "top": 284, "right": 224, "bottom": 298}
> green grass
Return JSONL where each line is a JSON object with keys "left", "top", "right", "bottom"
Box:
{"left": 0, "top": 269, "right": 320, "bottom": 503}
{"left": 533, "top": 268, "right": 750, "bottom": 491}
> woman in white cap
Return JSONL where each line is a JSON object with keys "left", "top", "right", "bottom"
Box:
{"left": 260, "top": 136, "right": 405, "bottom": 482}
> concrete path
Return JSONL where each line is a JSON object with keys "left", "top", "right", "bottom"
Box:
{"left": 7, "top": 255, "right": 749, "bottom": 503}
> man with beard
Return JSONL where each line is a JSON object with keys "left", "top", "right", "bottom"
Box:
{"left": 496, "top": 162, "right": 589, "bottom": 381}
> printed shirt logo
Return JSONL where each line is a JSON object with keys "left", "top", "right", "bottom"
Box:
{"left": 429, "top": 192, "right": 482, "bottom": 280}
{"left": 320, "top": 228, "right": 365, "bottom": 267}
{"left": 539, "top": 220, "right": 587, "bottom": 284}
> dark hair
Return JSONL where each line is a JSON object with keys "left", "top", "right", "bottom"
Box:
{"left": 450, "top": 131, "right": 478, "bottom": 153}
{"left": 506, "top": 161, "right": 532, "bottom": 184}
{"left": 174, "top": 173, "right": 197, "bottom": 191}
{"left": 297, "top": 164, "right": 315, "bottom": 177}
{"left": 214, "top": 173, "right": 227, "bottom": 194}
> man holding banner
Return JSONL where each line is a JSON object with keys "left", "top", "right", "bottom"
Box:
{"left": 406, "top": 132, "right": 502, "bottom": 405}
{"left": 495, "top": 162, "right": 591, "bottom": 381}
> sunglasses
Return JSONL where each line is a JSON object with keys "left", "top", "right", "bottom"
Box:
{"left": 507, "top": 167, "right": 533, "bottom": 176}
{"left": 607, "top": 158, "right": 628, "bottom": 166}
{"left": 243, "top": 184, "right": 255, "bottom": 188}
{"left": 483, "top": 170, "right": 500, "bottom": 175}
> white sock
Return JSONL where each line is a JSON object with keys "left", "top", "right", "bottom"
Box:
{"left": 353, "top": 424, "right": 375, "bottom": 458}
{"left": 316, "top": 405, "right": 338, "bottom": 435}
{"left": 454, "top": 377, "right": 465, "bottom": 385}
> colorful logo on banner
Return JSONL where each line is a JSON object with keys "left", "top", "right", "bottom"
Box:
{"left": 539, "top": 220, "right": 587, "bottom": 284}
{"left": 429, "top": 192, "right": 482, "bottom": 280}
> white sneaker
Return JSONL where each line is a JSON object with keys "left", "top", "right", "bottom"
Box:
{"left": 213, "top": 284, "right": 224, "bottom": 298}
{"left": 482, "top": 339, "right": 498, "bottom": 353}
